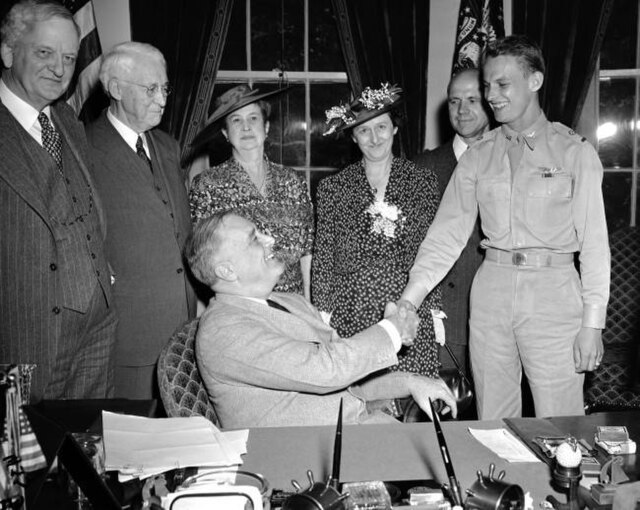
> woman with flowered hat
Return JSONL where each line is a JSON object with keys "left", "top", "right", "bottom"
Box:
{"left": 312, "top": 83, "right": 442, "bottom": 377}
{"left": 189, "top": 85, "right": 314, "bottom": 297}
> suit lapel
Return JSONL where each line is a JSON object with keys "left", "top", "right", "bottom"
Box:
{"left": 147, "top": 131, "right": 179, "bottom": 217}
{"left": 0, "top": 102, "right": 52, "bottom": 227}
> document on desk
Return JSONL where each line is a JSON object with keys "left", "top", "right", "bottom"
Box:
{"left": 102, "top": 411, "right": 248, "bottom": 479}
{"left": 468, "top": 428, "right": 541, "bottom": 463}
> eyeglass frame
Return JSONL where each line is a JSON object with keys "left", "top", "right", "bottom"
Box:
{"left": 117, "top": 78, "right": 173, "bottom": 98}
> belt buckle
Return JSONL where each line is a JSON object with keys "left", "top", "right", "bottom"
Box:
{"left": 512, "top": 252, "right": 527, "bottom": 266}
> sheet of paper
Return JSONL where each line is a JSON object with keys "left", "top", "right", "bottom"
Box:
{"left": 103, "top": 411, "right": 248, "bottom": 478}
{"left": 468, "top": 428, "right": 541, "bottom": 463}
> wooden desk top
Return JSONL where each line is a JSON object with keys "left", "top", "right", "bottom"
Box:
{"left": 243, "top": 419, "right": 558, "bottom": 505}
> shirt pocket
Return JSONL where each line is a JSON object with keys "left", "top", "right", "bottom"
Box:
{"left": 524, "top": 173, "right": 573, "bottom": 237}
{"left": 477, "top": 178, "right": 510, "bottom": 239}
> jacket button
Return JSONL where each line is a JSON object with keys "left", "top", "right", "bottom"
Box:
{"left": 52, "top": 306, "right": 61, "bottom": 314}
{"left": 176, "top": 268, "right": 183, "bottom": 274}
{"left": 50, "top": 263, "right": 57, "bottom": 271}
{"left": 86, "top": 234, "right": 91, "bottom": 241}
{"left": 91, "top": 253, "right": 96, "bottom": 259}
{"left": 448, "top": 282, "right": 455, "bottom": 288}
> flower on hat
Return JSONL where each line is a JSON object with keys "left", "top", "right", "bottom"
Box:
{"left": 323, "top": 82, "right": 402, "bottom": 136}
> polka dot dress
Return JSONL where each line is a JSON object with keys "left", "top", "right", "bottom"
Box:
{"left": 312, "top": 157, "right": 442, "bottom": 377}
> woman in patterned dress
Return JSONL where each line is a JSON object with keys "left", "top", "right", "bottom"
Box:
{"left": 189, "top": 85, "right": 314, "bottom": 297}
{"left": 312, "top": 84, "right": 442, "bottom": 377}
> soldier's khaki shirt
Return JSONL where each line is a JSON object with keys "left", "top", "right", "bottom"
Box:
{"left": 406, "top": 114, "right": 610, "bottom": 328}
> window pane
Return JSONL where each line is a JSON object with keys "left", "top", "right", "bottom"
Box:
{"left": 266, "top": 84, "right": 306, "bottom": 166}
{"left": 603, "top": 172, "right": 632, "bottom": 233}
{"left": 600, "top": 0, "right": 638, "bottom": 70}
{"left": 252, "top": 0, "right": 303, "bottom": 72}
{"left": 220, "top": 0, "right": 247, "bottom": 70}
{"left": 309, "top": 0, "right": 345, "bottom": 72}
{"left": 598, "top": 77, "right": 635, "bottom": 168}
{"left": 310, "top": 83, "right": 359, "bottom": 167}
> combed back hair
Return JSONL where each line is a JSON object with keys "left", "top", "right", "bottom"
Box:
{"left": 184, "top": 212, "right": 234, "bottom": 288}
{"left": 447, "top": 68, "right": 481, "bottom": 97}
{"left": 99, "top": 41, "right": 166, "bottom": 93}
{"left": 1, "top": 0, "right": 79, "bottom": 48}
{"left": 482, "top": 34, "right": 545, "bottom": 76}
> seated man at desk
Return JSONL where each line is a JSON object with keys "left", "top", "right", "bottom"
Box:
{"left": 186, "top": 212, "right": 457, "bottom": 428}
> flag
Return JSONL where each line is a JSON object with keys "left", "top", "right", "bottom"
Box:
{"left": 62, "top": 0, "right": 103, "bottom": 119}
{"left": 452, "top": 0, "right": 505, "bottom": 75}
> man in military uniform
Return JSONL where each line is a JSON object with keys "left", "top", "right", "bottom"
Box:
{"left": 400, "top": 35, "right": 610, "bottom": 419}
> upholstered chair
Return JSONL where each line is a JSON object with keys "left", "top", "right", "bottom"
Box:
{"left": 157, "top": 319, "right": 219, "bottom": 424}
{"left": 584, "top": 226, "right": 640, "bottom": 412}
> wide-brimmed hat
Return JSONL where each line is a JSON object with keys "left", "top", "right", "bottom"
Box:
{"left": 191, "top": 84, "right": 291, "bottom": 148}
{"left": 323, "top": 83, "right": 403, "bottom": 136}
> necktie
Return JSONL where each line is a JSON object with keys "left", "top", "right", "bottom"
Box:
{"left": 267, "top": 299, "right": 290, "bottom": 313}
{"left": 136, "top": 135, "right": 152, "bottom": 171}
{"left": 38, "top": 112, "right": 63, "bottom": 173}
{"left": 507, "top": 135, "right": 525, "bottom": 175}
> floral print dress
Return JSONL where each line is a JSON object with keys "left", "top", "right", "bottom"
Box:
{"left": 312, "top": 157, "right": 442, "bottom": 376}
{"left": 190, "top": 157, "right": 314, "bottom": 295}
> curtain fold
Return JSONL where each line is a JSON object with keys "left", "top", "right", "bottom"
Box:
{"left": 330, "top": 0, "right": 429, "bottom": 159}
{"left": 130, "top": 0, "right": 234, "bottom": 166}
{"left": 513, "top": 0, "right": 614, "bottom": 129}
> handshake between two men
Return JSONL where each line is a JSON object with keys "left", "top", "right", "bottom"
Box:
{"left": 186, "top": 212, "right": 457, "bottom": 428}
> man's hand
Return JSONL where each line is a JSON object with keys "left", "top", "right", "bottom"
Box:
{"left": 384, "top": 301, "right": 419, "bottom": 346}
{"left": 407, "top": 375, "right": 458, "bottom": 420}
{"left": 573, "top": 327, "right": 603, "bottom": 372}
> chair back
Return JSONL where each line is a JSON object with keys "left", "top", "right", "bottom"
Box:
{"left": 584, "top": 226, "right": 640, "bottom": 412}
{"left": 157, "top": 319, "right": 219, "bottom": 424}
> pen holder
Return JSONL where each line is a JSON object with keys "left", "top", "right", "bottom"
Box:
{"left": 282, "top": 470, "right": 349, "bottom": 510}
{"left": 465, "top": 464, "right": 525, "bottom": 510}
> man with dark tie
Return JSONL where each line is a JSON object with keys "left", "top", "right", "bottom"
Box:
{"left": 0, "top": 0, "right": 116, "bottom": 401}
{"left": 186, "top": 211, "right": 457, "bottom": 428}
{"left": 413, "top": 68, "right": 490, "bottom": 378}
{"left": 85, "top": 42, "right": 196, "bottom": 399}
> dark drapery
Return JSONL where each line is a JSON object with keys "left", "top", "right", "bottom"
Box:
{"left": 331, "top": 0, "right": 429, "bottom": 159}
{"left": 513, "top": 0, "right": 614, "bottom": 129}
{"left": 130, "top": 0, "right": 234, "bottom": 166}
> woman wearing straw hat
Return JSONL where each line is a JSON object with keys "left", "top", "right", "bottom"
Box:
{"left": 189, "top": 85, "right": 314, "bottom": 297}
{"left": 312, "top": 83, "right": 442, "bottom": 377}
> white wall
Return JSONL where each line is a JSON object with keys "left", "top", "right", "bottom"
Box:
{"left": 93, "top": 0, "right": 130, "bottom": 52}
{"left": 425, "top": 0, "right": 512, "bottom": 149}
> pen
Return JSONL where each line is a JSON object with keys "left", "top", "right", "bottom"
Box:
{"left": 429, "top": 397, "right": 463, "bottom": 507}
{"left": 329, "top": 398, "right": 343, "bottom": 490}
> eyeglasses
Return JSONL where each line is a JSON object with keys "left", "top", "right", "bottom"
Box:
{"left": 118, "top": 78, "right": 173, "bottom": 98}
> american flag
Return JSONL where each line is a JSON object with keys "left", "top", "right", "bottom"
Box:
{"left": 452, "top": 0, "right": 505, "bottom": 75}
{"left": 1, "top": 407, "right": 47, "bottom": 473}
{"left": 62, "top": 0, "right": 103, "bottom": 120}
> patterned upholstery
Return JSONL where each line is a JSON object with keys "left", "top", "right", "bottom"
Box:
{"left": 584, "top": 226, "right": 640, "bottom": 412}
{"left": 157, "top": 319, "right": 219, "bottom": 424}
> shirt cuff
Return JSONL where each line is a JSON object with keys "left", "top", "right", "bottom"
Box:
{"left": 378, "top": 319, "right": 402, "bottom": 352}
{"left": 582, "top": 304, "right": 607, "bottom": 329}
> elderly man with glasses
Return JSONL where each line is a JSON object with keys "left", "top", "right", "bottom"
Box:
{"left": 86, "top": 41, "right": 196, "bottom": 400}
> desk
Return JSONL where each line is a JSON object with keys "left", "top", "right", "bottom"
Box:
{"left": 244, "top": 420, "right": 557, "bottom": 505}
{"left": 243, "top": 412, "right": 640, "bottom": 506}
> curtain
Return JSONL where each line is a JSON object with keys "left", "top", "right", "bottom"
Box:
{"left": 331, "top": 0, "right": 429, "bottom": 160}
{"left": 130, "top": 0, "right": 234, "bottom": 166}
{"left": 513, "top": 0, "right": 614, "bottom": 129}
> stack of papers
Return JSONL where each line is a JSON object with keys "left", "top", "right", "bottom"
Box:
{"left": 102, "top": 411, "right": 248, "bottom": 481}
{"left": 468, "top": 428, "right": 541, "bottom": 463}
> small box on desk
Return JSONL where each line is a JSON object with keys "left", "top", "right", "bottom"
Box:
{"left": 595, "top": 426, "right": 636, "bottom": 455}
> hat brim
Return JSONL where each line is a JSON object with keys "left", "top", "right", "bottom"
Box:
{"left": 191, "top": 86, "right": 292, "bottom": 148}
{"left": 333, "top": 97, "right": 404, "bottom": 134}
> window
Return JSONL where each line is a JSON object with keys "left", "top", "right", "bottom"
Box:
{"left": 598, "top": 0, "right": 639, "bottom": 230}
{"left": 213, "top": 0, "right": 358, "bottom": 200}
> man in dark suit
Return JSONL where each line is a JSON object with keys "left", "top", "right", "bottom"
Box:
{"left": 186, "top": 212, "right": 457, "bottom": 428}
{"left": 85, "top": 42, "right": 196, "bottom": 399}
{"left": 0, "top": 0, "right": 116, "bottom": 401}
{"left": 413, "top": 68, "right": 490, "bottom": 376}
